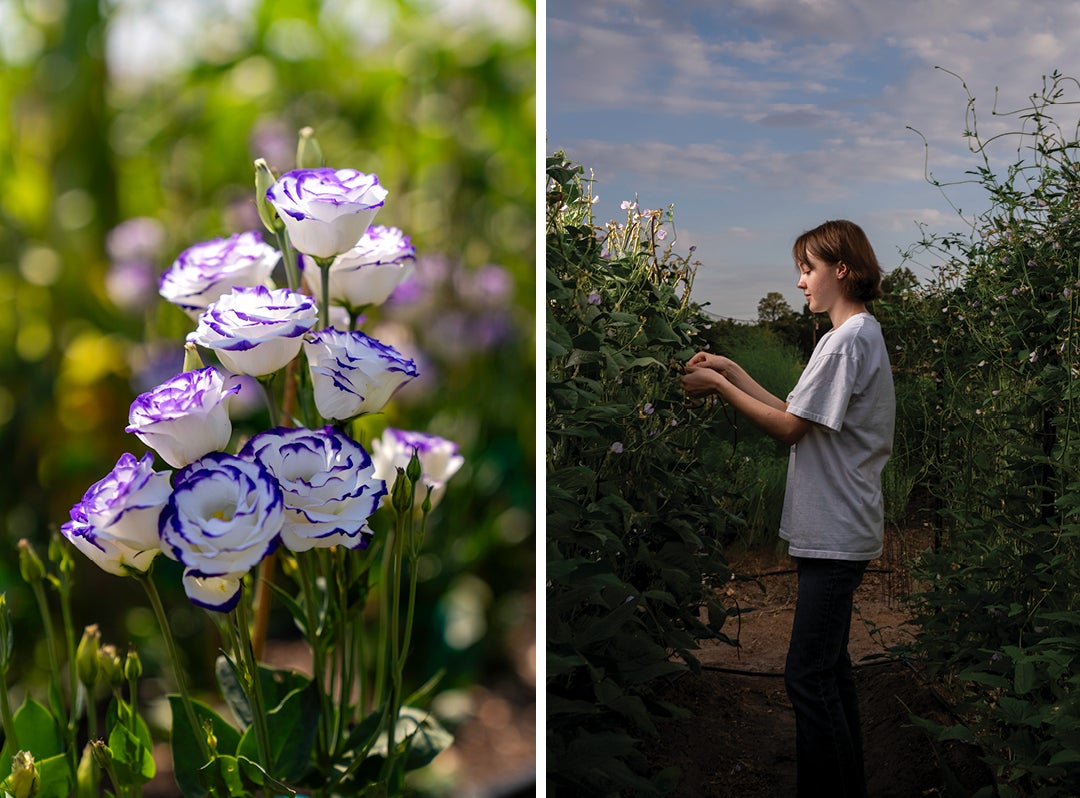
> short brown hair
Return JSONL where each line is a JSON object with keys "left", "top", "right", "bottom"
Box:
{"left": 792, "top": 219, "right": 883, "bottom": 302}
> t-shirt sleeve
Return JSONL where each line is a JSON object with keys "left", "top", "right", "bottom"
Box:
{"left": 786, "top": 350, "right": 860, "bottom": 432}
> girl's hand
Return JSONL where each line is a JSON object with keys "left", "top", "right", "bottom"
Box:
{"left": 681, "top": 366, "right": 726, "bottom": 396}
{"left": 686, "top": 352, "right": 737, "bottom": 374}
{"left": 686, "top": 351, "right": 718, "bottom": 370}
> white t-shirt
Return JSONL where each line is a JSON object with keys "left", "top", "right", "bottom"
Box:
{"left": 778, "top": 313, "right": 895, "bottom": 561}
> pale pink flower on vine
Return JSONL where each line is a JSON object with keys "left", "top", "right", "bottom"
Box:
{"left": 610, "top": 442, "right": 624, "bottom": 454}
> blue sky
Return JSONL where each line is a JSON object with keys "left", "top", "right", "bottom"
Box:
{"left": 547, "top": 0, "right": 1080, "bottom": 320}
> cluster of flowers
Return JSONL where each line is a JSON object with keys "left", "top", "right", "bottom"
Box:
{"left": 61, "top": 164, "right": 463, "bottom": 611}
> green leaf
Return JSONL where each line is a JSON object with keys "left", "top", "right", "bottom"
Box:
{"left": 236, "top": 681, "right": 320, "bottom": 783}
{"left": 1014, "top": 658, "right": 1037, "bottom": 694}
{"left": 339, "top": 707, "right": 385, "bottom": 759}
{"left": 642, "top": 312, "right": 679, "bottom": 343}
{"left": 197, "top": 754, "right": 253, "bottom": 796}
{"left": 0, "top": 697, "right": 63, "bottom": 781}
{"left": 1048, "top": 748, "right": 1080, "bottom": 766}
{"left": 215, "top": 656, "right": 313, "bottom": 729}
{"left": 369, "top": 706, "right": 454, "bottom": 770}
{"left": 32, "top": 753, "right": 74, "bottom": 798}
{"left": 956, "top": 669, "right": 1010, "bottom": 689}
{"left": 404, "top": 669, "right": 446, "bottom": 709}
{"left": 215, "top": 654, "right": 252, "bottom": 727}
{"left": 169, "top": 696, "right": 241, "bottom": 798}
{"left": 108, "top": 722, "right": 156, "bottom": 784}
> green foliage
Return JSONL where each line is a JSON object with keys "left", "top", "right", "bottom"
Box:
{"left": 896, "top": 71, "right": 1080, "bottom": 795}
{"left": 0, "top": 0, "right": 534, "bottom": 715}
{"left": 692, "top": 323, "right": 802, "bottom": 548}
{"left": 546, "top": 153, "right": 736, "bottom": 795}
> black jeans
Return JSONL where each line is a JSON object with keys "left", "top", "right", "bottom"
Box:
{"left": 784, "top": 556, "right": 869, "bottom": 798}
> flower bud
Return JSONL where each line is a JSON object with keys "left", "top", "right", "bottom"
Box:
{"left": 390, "top": 465, "right": 414, "bottom": 516}
{"left": 9, "top": 750, "right": 39, "bottom": 798}
{"left": 89, "top": 740, "right": 112, "bottom": 771}
{"left": 205, "top": 719, "right": 218, "bottom": 754}
{"left": 124, "top": 646, "right": 142, "bottom": 681}
{"left": 17, "top": 540, "right": 45, "bottom": 585}
{"left": 183, "top": 341, "right": 205, "bottom": 372}
{"left": 405, "top": 449, "right": 422, "bottom": 485}
{"left": 75, "top": 625, "right": 101, "bottom": 688}
{"left": 77, "top": 744, "right": 99, "bottom": 797}
{"left": 296, "top": 127, "right": 324, "bottom": 169}
{"left": 254, "top": 158, "right": 284, "bottom": 234}
{"left": 98, "top": 644, "right": 123, "bottom": 689}
{"left": 49, "top": 531, "right": 76, "bottom": 582}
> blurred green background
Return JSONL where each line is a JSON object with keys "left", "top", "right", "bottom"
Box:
{"left": 0, "top": 0, "right": 535, "bottom": 790}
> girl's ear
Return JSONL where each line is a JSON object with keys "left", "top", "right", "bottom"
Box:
{"left": 836, "top": 262, "right": 849, "bottom": 278}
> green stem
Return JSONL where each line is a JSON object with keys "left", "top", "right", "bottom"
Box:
{"left": 30, "top": 580, "right": 64, "bottom": 722}
{"left": 397, "top": 513, "right": 428, "bottom": 673}
{"left": 234, "top": 595, "right": 273, "bottom": 771}
{"left": 335, "top": 550, "right": 354, "bottom": 749}
{"left": 259, "top": 373, "right": 280, "bottom": 427}
{"left": 275, "top": 229, "right": 301, "bottom": 293}
{"left": 137, "top": 573, "right": 210, "bottom": 763}
{"left": 381, "top": 510, "right": 410, "bottom": 792}
{"left": 372, "top": 532, "right": 395, "bottom": 715}
{"left": 126, "top": 671, "right": 139, "bottom": 737}
{"left": 317, "top": 259, "right": 333, "bottom": 330}
{"left": 60, "top": 588, "right": 78, "bottom": 737}
{"left": 298, "top": 552, "right": 333, "bottom": 761}
{"left": 93, "top": 742, "right": 124, "bottom": 798}
{"left": 0, "top": 670, "right": 18, "bottom": 751}
{"left": 83, "top": 684, "right": 97, "bottom": 743}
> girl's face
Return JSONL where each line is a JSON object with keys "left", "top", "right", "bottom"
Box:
{"left": 796, "top": 251, "right": 845, "bottom": 315}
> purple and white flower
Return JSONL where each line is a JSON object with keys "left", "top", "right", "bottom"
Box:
{"left": 266, "top": 168, "right": 388, "bottom": 260}
{"left": 158, "top": 231, "right": 280, "bottom": 317}
{"left": 302, "top": 226, "right": 415, "bottom": 309}
{"left": 60, "top": 453, "right": 172, "bottom": 575}
{"left": 159, "top": 453, "right": 283, "bottom": 611}
{"left": 241, "top": 426, "right": 386, "bottom": 552}
{"left": 187, "top": 286, "right": 318, "bottom": 376}
{"left": 303, "top": 328, "right": 418, "bottom": 420}
{"left": 370, "top": 428, "right": 464, "bottom": 510}
{"left": 126, "top": 367, "right": 241, "bottom": 468}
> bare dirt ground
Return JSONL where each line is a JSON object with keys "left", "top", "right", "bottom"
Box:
{"left": 647, "top": 535, "right": 997, "bottom": 797}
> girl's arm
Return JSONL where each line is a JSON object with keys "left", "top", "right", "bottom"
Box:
{"left": 686, "top": 352, "right": 787, "bottom": 411}
{"left": 680, "top": 366, "right": 812, "bottom": 446}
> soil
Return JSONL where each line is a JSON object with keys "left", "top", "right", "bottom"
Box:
{"left": 647, "top": 536, "right": 997, "bottom": 797}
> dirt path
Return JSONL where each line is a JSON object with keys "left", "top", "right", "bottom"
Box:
{"left": 647, "top": 546, "right": 995, "bottom": 797}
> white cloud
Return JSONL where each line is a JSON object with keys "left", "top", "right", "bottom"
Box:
{"left": 549, "top": 0, "right": 1080, "bottom": 315}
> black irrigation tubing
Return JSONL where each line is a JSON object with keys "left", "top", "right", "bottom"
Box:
{"left": 701, "top": 656, "right": 905, "bottom": 679}
{"left": 699, "top": 656, "right": 968, "bottom": 728}
{"left": 737, "top": 568, "right": 895, "bottom": 579}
